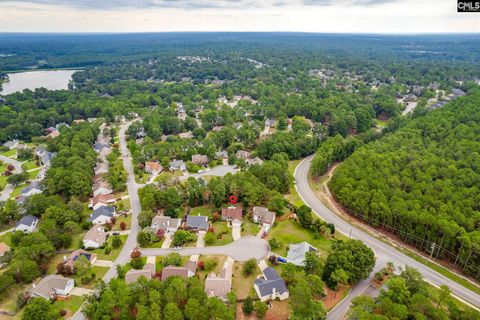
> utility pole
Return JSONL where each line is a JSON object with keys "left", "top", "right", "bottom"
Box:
{"left": 430, "top": 243, "right": 436, "bottom": 259}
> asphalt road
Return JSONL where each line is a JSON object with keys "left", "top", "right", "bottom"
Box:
{"left": 294, "top": 156, "right": 480, "bottom": 318}
{"left": 0, "top": 154, "right": 23, "bottom": 201}
{"left": 141, "top": 236, "right": 270, "bottom": 262}
{"left": 178, "top": 165, "right": 238, "bottom": 181}
{"left": 102, "top": 120, "right": 142, "bottom": 282}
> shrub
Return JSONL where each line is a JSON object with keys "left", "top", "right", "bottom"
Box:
{"left": 204, "top": 258, "right": 217, "bottom": 271}
{"left": 104, "top": 246, "right": 112, "bottom": 255}
{"left": 162, "top": 253, "right": 182, "bottom": 267}
{"left": 156, "top": 229, "right": 165, "bottom": 239}
{"left": 204, "top": 232, "right": 216, "bottom": 245}
{"left": 120, "top": 221, "right": 127, "bottom": 230}
{"left": 59, "top": 310, "right": 67, "bottom": 317}
{"left": 268, "top": 238, "right": 281, "bottom": 250}
{"left": 110, "top": 217, "right": 116, "bottom": 224}
{"left": 242, "top": 297, "right": 254, "bottom": 315}
{"left": 111, "top": 235, "right": 122, "bottom": 248}
{"left": 212, "top": 212, "right": 220, "bottom": 222}
{"left": 197, "top": 261, "right": 205, "bottom": 270}
{"left": 254, "top": 301, "right": 268, "bottom": 318}
{"left": 242, "top": 259, "right": 257, "bottom": 276}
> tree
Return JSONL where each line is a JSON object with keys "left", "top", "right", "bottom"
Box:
{"left": 306, "top": 274, "right": 325, "bottom": 297}
{"left": 254, "top": 301, "right": 268, "bottom": 318}
{"left": 290, "top": 278, "right": 327, "bottom": 320}
{"left": 163, "top": 253, "right": 182, "bottom": 266}
{"left": 172, "top": 230, "right": 196, "bottom": 246}
{"left": 204, "top": 231, "right": 216, "bottom": 245}
{"left": 22, "top": 298, "right": 57, "bottom": 320}
{"left": 185, "top": 298, "right": 208, "bottom": 320}
{"left": 330, "top": 269, "right": 349, "bottom": 297}
{"left": 242, "top": 259, "right": 257, "bottom": 276}
{"left": 163, "top": 303, "right": 183, "bottom": 320}
{"left": 74, "top": 255, "right": 94, "bottom": 284}
{"left": 137, "top": 230, "right": 153, "bottom": 247}
{"left": 111, "top": 235, "right": 122, "bottom": 248}
{"left": 304, "top": 251, "right": 322, "bottom": 275}
{"left": 436, "top": 285, "right": 451, "bottom": 310}
{"left": 242, "top": 296, "right": 254, "bottom": 315}
{"left": 323, "top": 239, "right": 375, "bottom": 288}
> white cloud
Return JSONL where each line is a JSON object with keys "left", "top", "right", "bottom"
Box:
{"left": 0, "top": 0, "right": 478, "bottom": 33}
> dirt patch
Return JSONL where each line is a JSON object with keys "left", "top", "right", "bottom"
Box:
{"left": 265, "top": 300, "right": 290, "bottom": 320}
{"left": 322, "top": 285, "right": 349, "bottom": 311}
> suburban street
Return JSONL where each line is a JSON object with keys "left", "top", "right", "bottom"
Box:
{"left": 0, "top": 154, "right": 23, "bottom": 201}
{"left": 178, "top": 164, "right": 238, "bottom": 181}
{"left": 141, "top": 236, "right": 269, "bottom": 261}
{"left": 294, "top": 156, "right": 480, "bottom": 318}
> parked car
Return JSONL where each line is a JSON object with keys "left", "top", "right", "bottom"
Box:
{"left": 277, "top": 257, "right": 287, "bottom": 263}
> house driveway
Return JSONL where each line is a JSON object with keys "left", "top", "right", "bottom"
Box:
{"left": 94, "top": 260, "right": 114, "bottom": 268}
{"left": 178, "top": 165, "right": 238, "bottom": 181}
{"left": 141, "top": 236, "right": 269, "bottom": 262}
{"left": 162, "top": 233, "right": 172, "bottom": 249}
{"left": 70, "top": 287, "right": 94, "bottom": 297}
{"left": 196, "top": 231, "right": 205, "bottom": 248}
{"left": 232, "top": 223, "right": 241, "bottom": 241}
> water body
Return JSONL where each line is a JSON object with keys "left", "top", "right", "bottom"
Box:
{"left": 0, "top": 69, "right": 79, "bottom": 95}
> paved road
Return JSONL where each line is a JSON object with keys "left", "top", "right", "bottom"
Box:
{"left": 178, "top": 165, "right": 238, "bottom": 181}
{"left": 141, "top": 236, "right": 269, "bottom": 262}
{"left": 294, "top": 156, "right": 480, "bottom": 319}
{"left": 72, "top": 121, "right": 142, "bottom": 320}
{"left": 0, "top": 154, "right": 23, "bottom": 201}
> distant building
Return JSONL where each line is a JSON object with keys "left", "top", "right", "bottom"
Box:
{"left": 125, "top": 269, "right": 152, "bottom": 284}
{"left": 3, "top": 140, "right": 18, "bottom": 150}
{"left": 145, "top": 161, "right": 163, "bottom": 175}
{"left": 254, "top": 267, "right": 289, "bottom": 302}
{"left": 191, "top": 154, "right": 209, "bottom": 166}
{"left": 236, "top": 150, "right": 251, "bottom": 160}
{"left": 0, "top": 242, "right": 11, "bottom": 258}
{"left": 246, "top": 157, "right": 264, "bottom": 166}
{"left": 178, "top": 131, "right": 193, "bottom": 139}
{"left": 169, "top": 159, "right": 186, "bottom": 171}
{"left": 93, "top": 181, "right": 113, "bottom": 197}
{"left": 205, "top": 265, "right": 232, "bottom": 301}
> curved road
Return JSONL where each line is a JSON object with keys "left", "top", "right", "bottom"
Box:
{"left": 295, "top": 156, "right": 480, "bottom": 319}
{"left": 141, "top": 236, "right": 269, "bottom": 262}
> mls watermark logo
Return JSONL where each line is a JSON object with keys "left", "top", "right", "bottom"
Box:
{"left": 458, "top": 1, "right": 480, "bottom": 12}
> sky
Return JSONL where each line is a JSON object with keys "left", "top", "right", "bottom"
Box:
{"left": 1, "top": 0, "right": 480, "bottom": 33}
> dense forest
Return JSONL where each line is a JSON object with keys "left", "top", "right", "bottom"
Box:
{"left": 329, "top": 90, "right": 480, "bottom": 278}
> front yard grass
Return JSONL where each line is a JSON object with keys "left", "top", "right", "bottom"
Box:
{"left": 51, "top": 295, "right": 84, "bottom": 318}
{"left": 1, "top": 149, "right": 16, "bottom": 157}
{"left": 112, "top": 214, "right": 131, "bottom": 231}
{"left": 207, "top": 221, "right": 233, "bottom": 246}
{"left": 22, "top": 160, "right": 39, "bottom": 171}
{"left": 91, "top": 235, "right": 128, "bottom": 260}
{"left": 268, "top": 219, "right": 331, "bottom": 258}
{"left": 241, "top": 219, "right": 260, "bottom": 237}
{"left": 231, "top": 261, "right": 261, "bottom": 299}
{"left": 189, "top": 205, "right": 214, "bottom": 219}
{"left": 196, "top": 255, "right": 227, "bottom": 284}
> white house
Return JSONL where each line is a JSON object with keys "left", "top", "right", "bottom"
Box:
{"left": 286, "top": 242, "right": 318, "bottom": 266}
{"left": 252, "top": 206, "right": 276, "bottom": 232}
{"left": 83, "top": 226, "right": 107, "bottom": 249}
{"left": 31, "top": 275, "right": 74, "bottom": 300}
{"left": 93, "top": 181, "right": 113, "bottom": 197}
{"left": 14, "top": 215, "right": 39, "bottom": 233}
{"left": 3, "top": 140, "right": 18, "bottom": 150}
{"left": 151, "top": 215, "right": 181, "bottom": 233}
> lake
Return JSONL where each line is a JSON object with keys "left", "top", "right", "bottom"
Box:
{"left": 0, "top": 69, "right": 80, "bottom": 95}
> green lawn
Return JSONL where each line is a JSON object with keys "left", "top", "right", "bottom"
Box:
{"left": 241, "top": 219, "right": 260, "bottom": 237}
{"left": 189, "top": 205, "right": 214, "bottom": 219}
{"left": 207, "top": 221, "right": 233, "bottom": 246}
{"left": 91, "top": 235, "right": 128, "bottom": 260}
{"left": 285, "top": 160, "right": 303, "bottom": 207}
{"left": 27, "top": 170, "right": 39, "bottom": 180}
{"left": 268, "top": 219, "right": 331, "bottom": 258}
{"left": 196, "top": 255, "right": 227, "bottom": 284}
{"left": 51, "top": 295, "right": 84, "bottom": 317}
{"left": 112, "top": 214, "right": 131, "bottom": 231}
{"left": 9, "top": 184, "right": 24, "bottom": 198}
{"left": 0, "top": 174, "right": 7, "bottom": 190}
{"left": 22, "top": 160, "right": 39, "bottom": 171}
{"left": 1, "top": 149, "right": 16, "bottom": 157}
{"left": 0, "top": 231, "right": 13, "bottom": 246}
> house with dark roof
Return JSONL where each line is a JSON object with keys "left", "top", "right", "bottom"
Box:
{"left": 14, "top": 215, "right": 39, "bottom": 233}
{"left": 88, "top": 206, "right": 115, "bottom": 225}
{"left": 221, "top": 206, "right": 243, "bottom": 222}
{"left": 254, "top": 267, "right": 289, "bottom": 302}
{"left": 30, "top": 275, "right": 74, "bottom": 300}
{"left": 21, "top": 182, "right": 42, "bottom": 197}
{"left": 186, "top": 215, "right": 209, "bottom": 232}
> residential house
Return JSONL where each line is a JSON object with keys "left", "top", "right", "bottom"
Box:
{"left": 286, "top": 242, "right": 318, "bottom": 266}
{"left": 145, "top": 162, "right": 163, "bottom": 175}
{"left": 186, "top": 215, "right": 209, "bottom": 232}
{"left": 73, "top": 119, "right": 86, "bottom": 125}
{"left": 56, "top": 122, "right": 69, "bottom": 130}
{"left": 215, "top": 150, "right": 228, "bottom": 160}
{"left": 88, "top": 206, "right": 115, "bottom": 225}
{"left": 246, "top": 157, "right": 264, "bottom": 166}
{"left": 94, "top": 162, "right": 109, "bottom": 175}
{"left": 252, "top": 206, "right": 276, "bottom": 232}
{"left": 212, "top": 126, "right": 224, "bottom": 132}
{"left": 21, "top": 182, "right": 42, "bottom": 197}
{"left": 169, "top": 159, "right": 186, "bottom": 171}
{"left": 83, "top": 226, "right": 107, "bottom": 249}
{"left": 31, "top": 275, "right": 74, "bottom": 300}
{"left": 178, "top": 131, "right": 193, "bottom": 139}
{"left": 91, "top": 194, "right": 115, "bottom": 210}
{"left": 221, "top": 206, "right": 243, "bottom": 222}
{"left": 39, "top": 151, "right": 55, "bottom": 166}
{"left": 151, "top": 216, "right": 181, "bottom": 233}
{"left": 254, "top": 267, "right": 289, "bottom": 302}
{"left": 64, "top": 249, "right": 97, "bottom": 271}
{"left": 125, "top": 269, "right": 152, "bottom": 284}
{"left": 191, "top": 154, "right": 209, "bottom": 166}
{"left": 48, "top": 129, "right": 60, "bottom": 139}
{"left": 0, "top": 242, "right": 10, "bottom": 258}
{"left": 93, "top": 142, "right": 111, "bottom": 154}
{"left": 14, "top": 215, "right": 39, "bottom": 233}
{"left": 3, "top": 140, "right": 18, "bottom": 149}
{"left": 236, "top": 150, "right": 251, "bottom": 160}
{"left": 265, "top": 119, "right": 275, "bottom": 128}
{"left": 161, "top": 261, "right": 196, "bottom": 281}
{"left": 204, "top": 266, "right": 232, "bottom": 301}
{"left": 93, "top": 181, "right": 113, "bottom": 197}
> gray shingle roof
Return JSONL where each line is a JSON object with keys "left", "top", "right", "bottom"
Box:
{"left": 88, "top": 206, "right": 115, "bottom": 222}
{"left": 16, "top": 214, "right": 38, "bottom": 228}
{"left": 254, "top": 267, "right": 288, "bottom": 297}
{"left": 186, "top": 215, "right": 209, "bottom": 230}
